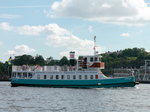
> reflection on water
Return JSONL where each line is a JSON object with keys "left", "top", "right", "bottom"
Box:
{"left": 0, "top": 82, "right": 150, "bottom": 112}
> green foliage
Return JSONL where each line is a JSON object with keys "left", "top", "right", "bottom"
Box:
{"left": 46, "top": 57, "right": 59, "bottom": 65}
{"left": 13, "top": 54, "right": 45, "bottom": 66}
{"left": 69, "top": 59, "right": 77, "bottom": 66}
{"left": 34, "top": 55, "right": 45, "bottom": 66}
{"left": 101, "top": 47, "right": 150, "bottom": 75}
{"left": 120, "top": 48, "right": 148, "bottom": 57}
{"left": 59, "top": 56, "right": 69, "bottom": 66}
{"left": 1, "top": 47, "right": 150, "bottom": 76}
{"left": 14, "top": 55, "right": 34, "bottom": 65}
{"left": 0, "top": 62, "right": 6, "bottom": 74}
{"left": 12, "top": 55, "right": 70, "bottom": 66}
{"left": 78, "top": 56, "right": 83, "bottom": 60}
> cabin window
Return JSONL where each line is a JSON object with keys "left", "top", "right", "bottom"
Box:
{"left": 12, "top": 72, "right": 16, "bottom": 78}
{"left": 90, "top": 57, "right": 93, "bottom": 62}
{"left": 17, "top": 73, "right": 21, "bottom": 78}
{"left": 95, "top": 75, "right": 98, "bottom": 79}
{"left": 56, "top": 75, "right": 59, "bottom": 79}
{"left": 44, "top": 75, "right": 47, "bottom": 79}
{"left": 50, "top": 75, "right": 53, "bottom": 79}
{"left": 73, "top": 75, "right": 76, "bottom": 79}
{"left": 67, "top": 75, "right": 70, "bottom": 79}
{"left": 61, "top": 75, "right": 64, "bottom": 79}
{"left": 23, "top": 73, "right": 27, "bottom": 79}
{"left": 85, "top": 75, "right": 88, "bottom": 79}
{"left": 37, "top": 75, "right": 40, "bottom": 79}
{"left": 84, "top": 58, "right": 87, "bottom": 62}
{"left": 15, "top": 72, "right": 16, "bottom": 77}
{"left": 12, "top": 73, "right": 14, "bottom": 77}
{"left": 79, "top": 75, "right": 82, "bottom": 79}
{"left": 90, "top": 75, "right": 93, "bottom": 79}
{"left": 94, "top": 57, "right": 98, "bottom": 62}
{"left": 28, "top": 73, "right": 32, "bottom": 78}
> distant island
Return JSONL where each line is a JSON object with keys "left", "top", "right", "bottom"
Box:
{"left": 0, "top": 47, "right": 149, "bottom": 80}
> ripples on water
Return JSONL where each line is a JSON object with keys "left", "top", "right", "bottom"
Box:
{"left": 0, "top": 82, "right": 150, "bottom": 112}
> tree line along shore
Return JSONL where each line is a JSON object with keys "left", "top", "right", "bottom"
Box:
{"left": 0, "top": 47, "right": 150, "bottom": 80}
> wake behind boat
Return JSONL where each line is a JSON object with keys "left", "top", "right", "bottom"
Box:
{"left": 11, "top": 37, "right": 138, "bottom": 88}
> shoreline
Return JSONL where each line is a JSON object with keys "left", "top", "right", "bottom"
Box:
{"left": 0, "top": 80, "right": 149, "bottom": 84}
{"left": 0, "top": 80, "right": 10, "bottom": 81}
{"left": 139, "top": 81, "right": 150, "bottom": 84}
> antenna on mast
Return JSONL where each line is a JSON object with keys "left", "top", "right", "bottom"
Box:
{"left": 93, "top": 36, "right": 96, "bottom": 56}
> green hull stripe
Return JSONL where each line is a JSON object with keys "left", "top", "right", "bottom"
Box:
{"left": 11, "top": 76, "right": 136, "bottom": 88}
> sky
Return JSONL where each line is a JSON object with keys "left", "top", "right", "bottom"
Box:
{"left": 1, "top": 0, "right": 150, "bottom": 62}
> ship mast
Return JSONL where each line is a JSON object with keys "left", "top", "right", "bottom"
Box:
{"left": 93, "top": 36, "right": 96, "bottom": 56}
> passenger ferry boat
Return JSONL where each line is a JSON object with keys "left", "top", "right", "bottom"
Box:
{"left": 11, "top": 37, "right": 138, "bottom": 88}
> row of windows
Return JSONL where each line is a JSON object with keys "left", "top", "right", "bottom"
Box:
{"left": 12, "top": 72, "right": 33, "bottom": 78}
{"left": 90, "top": 57, "right": 99, "bottom": 62}
{"left": 37, "top": 75, "right": 99, "bottom": 80}
{"left": 12, "top": 72, "right": 99, "bottom": 80}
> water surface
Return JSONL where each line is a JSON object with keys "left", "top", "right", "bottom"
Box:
{"left": 0, "top": 82, "right": 149, "bottom": 112}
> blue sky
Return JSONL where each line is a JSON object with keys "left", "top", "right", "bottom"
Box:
{"left": 0, "top": 0, "right": 150, "bottom": 62}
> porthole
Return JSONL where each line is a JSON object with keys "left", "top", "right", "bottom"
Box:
{"left": 79, "top": 75, "right": 82, "bottom": 79}
{"left": 44, "top": 75, "right": 47, "bottom": 79}
{"left": 73, "top": 75, "right": 76, "bottom": 79}
{"left": 56, "top": 75, "right": 59, "bottom": 79}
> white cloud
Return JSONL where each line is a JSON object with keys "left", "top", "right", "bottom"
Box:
{"left": 0, "top": 14, "right": 20, "bottom": 19}
{"left": 49, "top": 0, "right": 150, "bottom": 26}
{"left": 17, "top": 25, "right": 45, "bottom": 35}
{"left": 120, "top": 33, "right": 130, "bottom": 37}
{"left": 59, "top": 45, "right": 103, "bottom": 59}
{"left": 7, "top": 45, "right": 36, "bottom": 56}
{"left": 88, "top": 26, "right": 93, "bottom": 33}
{"left": 45, "top": 24, "right": 103, "bottom": 57}
{"left": 146, "top": 49, "right": 150, "bottom": 53}
{"left": 0, "top": 22, "right": 44, "bottom": 35}
{"left": 0, "top": 22, "right": 12, "bottom": 31}
{"left": 1, "top": 22, "right": 104, "bottom": 57}
{"left": 101, "top": 3, "right": 112, "bottom": 8}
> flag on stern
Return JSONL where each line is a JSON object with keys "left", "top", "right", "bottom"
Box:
{"left": 8, "top": 56, "right": 13, "bottom": 65}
